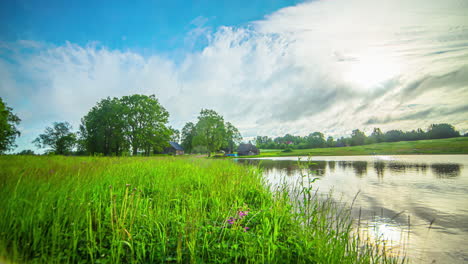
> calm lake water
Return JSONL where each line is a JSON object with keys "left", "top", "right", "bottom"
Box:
{"left": 236, "top": 155, "right": 468, "bottom": 264}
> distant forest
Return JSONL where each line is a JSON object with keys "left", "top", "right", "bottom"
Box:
{"left": 1, "top": 95, "right": 466, "bottom": 156}
{"left": 255, "top": 124, "right": 465, "bottom": 150}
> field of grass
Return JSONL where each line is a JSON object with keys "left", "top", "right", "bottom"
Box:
{"left": 250, "top": 137, "right": 468, "bottom": 157}
{"left": 0, "top": 156, "right": 401, "bottom": 263}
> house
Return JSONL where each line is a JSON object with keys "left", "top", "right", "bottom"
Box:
{"left": 165, "top": 141, "right": 184, "bottom": 155}
{"left": 237, "top": 143, "right": 260, "bottom": 156}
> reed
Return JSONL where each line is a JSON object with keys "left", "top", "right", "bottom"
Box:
{"left": 0, "top": 156, "right": 402, "bottom": 263}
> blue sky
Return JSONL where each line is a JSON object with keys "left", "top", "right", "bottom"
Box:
{"left": 1, "top": 0, "right": 302, "bottom": 54}
{"left": 1, "top": 0, "right": 468, "bottom": 153}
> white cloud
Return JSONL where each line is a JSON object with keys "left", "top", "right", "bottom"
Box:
{"left": 1, "top": 0, "right": 468, "bottom": 151}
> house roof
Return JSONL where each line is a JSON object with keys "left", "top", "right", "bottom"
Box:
{"left": 169, "top": 141, "right": 184, "bottom": 151}
{"left": 237, "top": 143, "right": 258, "bottom": 153}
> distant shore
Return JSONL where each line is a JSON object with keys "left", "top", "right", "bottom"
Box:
{"left": 239, "top": 137, "right": 468, "bottom": 158}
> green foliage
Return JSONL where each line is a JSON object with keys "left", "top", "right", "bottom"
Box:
{"left": 427, "top": 123, "right": 460, "bottom": 139}
{"left": 306, "top": 132, "right": 326, "bottom": 148}
{"left": 169, "top": 127, "right": 180, "bottom": 143}
{"left": 369, "top": 127, "right": 384, "bottom": 143}
{"left": 0, "top": 156, "right": 400, "bottom": 263}
{"left": 80, "top": 94, "right": 170, "bottom": 156}
{"left": 224, "top": 122, "right": 242, "bottom": 153}
{"left": 192, "top": 109, "right": 226, "bottom": 157}
{"left": 80, "top": 97, "right": 127, "bottom": 155}
{"left": 0, "top": 97, "right": 21, "bottom": 154}
{"left": 255, "top": 137, "right": 468, "bottom": 157}
{"left": 33, "top": 122, "right": 76, "bottom": 155}
{"left": 350, "top": 129, "right": 366, "bottom": 146}
{"left": 189, "top": 109, "right": 242, "bottom": 156}
{"left": 256, "top": 123, "right": 462, "bottom": 150}
{"left": 120, "top": 94, "right": 170, "bottom": 155}
{"left": 181, "top": 122, "right": 196, "bottom": 153}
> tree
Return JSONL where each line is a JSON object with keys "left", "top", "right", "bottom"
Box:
{"left": 384, "top": 130, "right": 404, "bottom": 142}
{"left": 181, "top": 122, "right": 196, "bottom": 153}
{"left": 0, "top": 98, "right": 21, "bottom": 154}
{"left": 120, "top": 95, "right": 170, "bottom": 155}
{"left": 169, "top": 127, "right": 180, "bottom": 143}
{"left": 350, "top": 129, "right": 367, "bottom": 146}
{"left": 224, "top": 122, "right": 242, "bottom": 153}
{"left": 370, "top": 128, "right": 384, "bottom": 143}
{"left": 306, "top": 132, "right": 326, "bottom": 148}
{"left": 192, "top": 109, "right": 226, "bottom": 157}
{"left": 80, "top": 97, "right": 127, "bottom": 155}
{"left": 426, "top": 123, "right": 460, "bottom": 139}
{"left": 33, "top": 122, "right": 76, "bottom": 155}
{"left": 326, "top": 136, "right": 335, "bottom": 147}
{"left": 255, "top": 136, "right": 273, "bottom": 149}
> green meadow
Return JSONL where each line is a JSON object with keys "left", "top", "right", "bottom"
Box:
{"left": 250, "top": 137, "right": 468, "bottom": 157}
{"left": 0, "top": 156, "right": 401, "bottom": 263}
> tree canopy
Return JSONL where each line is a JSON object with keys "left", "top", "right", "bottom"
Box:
{"left": 0, "top": 98, "right": 21, "bottom": 154}
{"left": 181, "top": 122, "right": 196, "bottom": 153}
{"left": 80, "top": 94, "right": 171, "bottom": 156}
{"left": 182, "top": 109, "right": 242, "bottom": 156}
{"left": 33, "top": 122, "right": 76, "bottom": 155}
{"left": 192, "top": 109, "right": 227, "bottom": 157}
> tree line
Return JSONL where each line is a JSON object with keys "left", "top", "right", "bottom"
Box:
{"left": 256, "top": 124, "right": 463, "bottom": 150}
{"left": 0, "top": 95, "right": 242, "bottom": 156}
{"left": 1, "top": 96, "right": 466, "bottom": 155}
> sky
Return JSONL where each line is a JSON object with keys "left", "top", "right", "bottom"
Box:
{"left": 1, "top": 0, "right": 468, "bottom": 152}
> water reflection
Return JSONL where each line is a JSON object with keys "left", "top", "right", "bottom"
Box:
{"left": 431, "top": 163, "right": 461, "bottom": 178}
{"left": 235, "top": 155, "right": 468, "bottom": 263}
{"left": 237, "top": 158, "right": 462, "bottom": 178}
{"left": 374, "top": 161, "right": 385, "bottom": 179}
{"left": 352, "top": 161, "right": 367, "bottom": 177}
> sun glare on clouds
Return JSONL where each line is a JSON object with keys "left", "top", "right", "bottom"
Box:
{"left": 341, "top": 52, "right": 402, "bottom": 90}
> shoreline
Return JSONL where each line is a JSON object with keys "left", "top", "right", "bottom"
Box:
{"left": 235, "top": 137, "right": 468, "bottom": 158}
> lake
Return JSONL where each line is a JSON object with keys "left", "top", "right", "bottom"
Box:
{"left": 236, "top": 155, "right": 468, "bottom": 264}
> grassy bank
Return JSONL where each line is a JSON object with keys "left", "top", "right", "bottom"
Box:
{"left": 249, "top": 137, "right": 468, "bottom": 157}
{"left": 0, "top": 156, "right": 400, "bottom": 263}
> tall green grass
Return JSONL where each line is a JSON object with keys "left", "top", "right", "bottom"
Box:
{"left": 0, "top": 156, "right": 401, "bottom": 263}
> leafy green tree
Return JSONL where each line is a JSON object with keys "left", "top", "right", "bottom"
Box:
{"left": 80, "top": 97, "right": 127, "bottom": 155}
{"left": 120, "top": 94, "right": 170, "bottom": 155}
{"left": 181, "top": 122, "right": 196, "bottom": 153}
{"left": 350, "top": 129, "right": 367, "bottom": 146}
{"left": 0, "top": 98, "right": 21, "bottom": 154}
{"left": 192, "top": 109, "right": 226, "bottom": 157}
{"left": 370, "top": 128, "right": 384, "bottom": 143}
{"left": 326, "top": 136, "right": 335, "bottom": 147}
{"left": 224, "top": 122, "right": 242, "bottom": 153}
{"left": 33, "top": 122, "right": 76, "bottom": 155}
{"left": 426, "top": 123, "right": 460, "bottom": 139}
{"left": 306, "top": 132, "right": 326, "bottom": 148}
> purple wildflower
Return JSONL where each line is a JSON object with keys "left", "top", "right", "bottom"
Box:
{"left": 227, "top": 217, "right": 236, "bottom": 225}
{"left": 238, "top": 211, "right": 249, "bottom": 218}
{"left": 243, "top": 227, "right": 250, "bottom": 232}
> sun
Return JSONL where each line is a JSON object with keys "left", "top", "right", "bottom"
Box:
{"left": 342, "top": 52, "right": 401, "bottom": 89}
